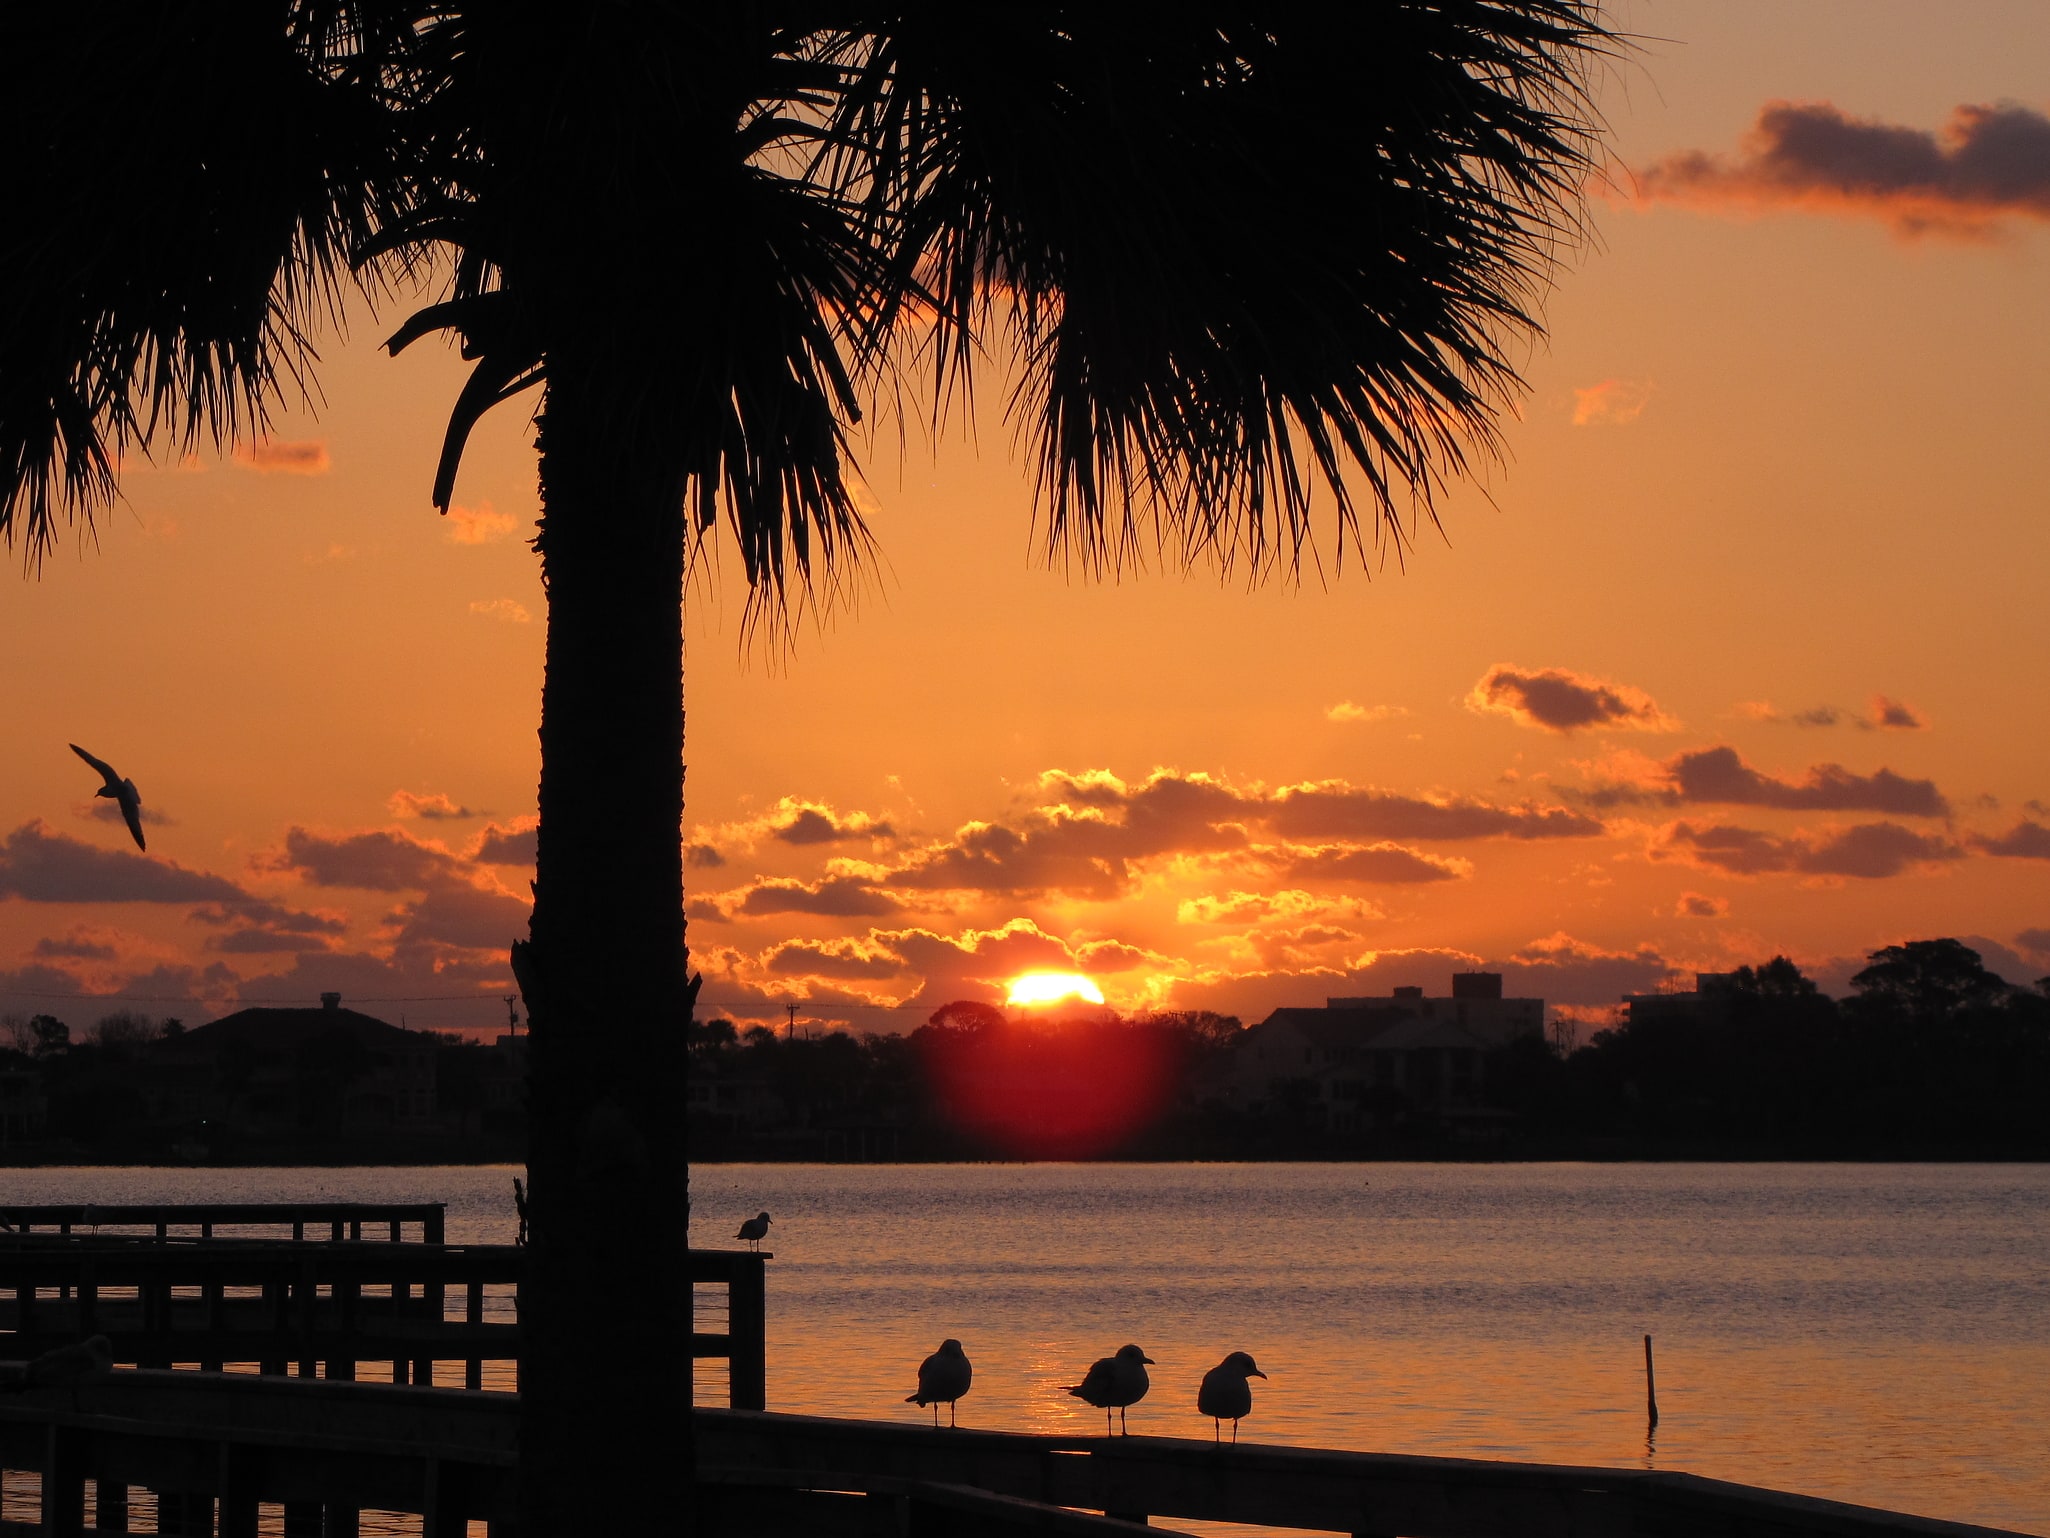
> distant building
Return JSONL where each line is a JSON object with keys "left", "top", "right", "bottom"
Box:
{"left": 144, "top": 992, "right": 437, "bottom": 1136}
{"left": 1228, "top": 973, "right": 1544, "bottom": 1133}
{"left": 0, "top": 1066, "right": 47, "bottom": 1147}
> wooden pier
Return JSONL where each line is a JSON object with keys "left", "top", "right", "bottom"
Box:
{"left": 1, "top": 1380, "right": 2034, "bottom": 1538}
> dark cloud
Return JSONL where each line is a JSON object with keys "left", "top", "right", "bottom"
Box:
{"left": 1864, "top": 696, "right": 1924, "bottom": 731}
{"left": 1271, "top": 843, "right": 1467, "bottom": 885}
{"left": 878, "top": 921, "right": 1078, "bottom": 1014}
{"left": 771, "top": 806, "right": 895, "bottom": 846}
{"left": 1657, "top": 820, "right": 1963, "bottom": 879}
{"left": 1970, "top": 821, "right": 2050, "bottom": 860}
{"left": 234, "top": 438, "right": 331, "bottom": 474}
{"left": 33, "top": 934, "right": 117, "bottom": 961}
{"left": 685, "top": 842, "right": 726, "bottom": 869}
{"left": 258, "top": 828, "right": 467, "bottom": 891}
{"left": 206, "top": 929, "right": 335, "bottom": 955}
{"left": 471, "top": 822, "right": 539, "bottom": 867}
{"left": 729, "top": 876, "right": 906, "bottom": 918}
{"left": 763, "top": 940, "right": 906, "bottom": 981}
{"left": 1586, "top": 746, "right": 1948, "bottom": 816}
{"left": 384, "top": 885, "right": 530, "bottom": 952}
{"left": 87, "top": 800, "right": 173, "bottom": 830}
{"left": 1468, "top": 665, "right": 1674, "bottom": 733}
{"left": 1635, "top": 100, "right": 2050, "bottom": 238}
{"left": 2016, "top": 928, "right": 2050, "bottom": 957}
{"left": 1675, "top": 892, "right": 1728, "bottom": 919}
{"left": 187, "top": 900, "right": 346, "bottom": 935}
{"left": 1268, "top": 785, "right": 1604, "bottom": 841}
{"left": 0, "top": 821, "right": 254, "bottom": 904}
{"left": 388, "top": 791, "right": 477, "bottom": 821}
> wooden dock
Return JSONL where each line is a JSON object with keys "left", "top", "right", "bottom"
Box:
{"left": 1, "top": 1379, "right": 2034, "bottom": 1538}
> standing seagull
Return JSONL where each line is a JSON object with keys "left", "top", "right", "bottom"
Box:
{"left": 905, "top": 1338, "right": 972, "bottom": 1427}
{"left": 1197, "top": 1351, "right": 1267, "bottom": 1443}
{"left": 69, "top": 744, "right": 145, "bottom": 850}
{"left": 735, "top": 1211, "right": 771, "bottom": 1251}
{"left": 1066, "top": 1343, "right": 1153, "bottom": 1436}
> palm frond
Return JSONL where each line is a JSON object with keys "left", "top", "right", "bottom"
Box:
{"left": 840, "top": 1, "right": 1616, "bottom": 580}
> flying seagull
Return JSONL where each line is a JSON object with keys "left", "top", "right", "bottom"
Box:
{"left": 906, "top": 1337, "right": 973, "bottom": 1427}
{"left": 735, "top": 1211, "right": 771, "bottom": 1250}
{"left": 1067, "top": 1343, "right": 1153, "bottom": 1436}
{"left": 1197, "top": 1351, "right": 1267, "bottom": 1443}
{"left": 70, "top": 744, "right": 145, "bottom": 850}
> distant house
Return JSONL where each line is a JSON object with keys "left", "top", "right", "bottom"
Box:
{"left": 0, "top": 1065, "right": 47, "bottom": 1146}
{"left": 145, "top": 992, "right": 437, "bottom": 1136}
{"left": 1621, "top": 972, "right": 1740, "bottom": 1028}
{"left": 1229, "top": 973, "right": 1544, "bottom": 1131}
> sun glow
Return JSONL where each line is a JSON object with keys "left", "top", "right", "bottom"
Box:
{"left": 1006, "top": 971, "right": 1106, "bottom": 1008}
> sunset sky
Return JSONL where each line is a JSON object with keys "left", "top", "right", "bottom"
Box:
{"left": 5, "top": 0, "right": 2048, "bottom": 1037}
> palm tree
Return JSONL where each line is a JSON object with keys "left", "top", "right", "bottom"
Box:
{"left": 2, "top": 4, "right": 1612, "bottom": 1531}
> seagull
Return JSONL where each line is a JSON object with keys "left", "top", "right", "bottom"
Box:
{"left": 1067, "top": 1343, "right": 1153, "bottom": 1436}
{"left": 70, "top": 744, "right": 145, "bottom": 851}
{"left": 1, "top": 1335, "right": 114, "bottom": 1395}
{"left": 1197, "top": 1351, "right": 1267, "bottom": 1443}
{"left": 906, "top": 1338, "right": 972, "bottom": 1427}
{"left": 735, "top": 1211, "right": 771, "bottom": 1250}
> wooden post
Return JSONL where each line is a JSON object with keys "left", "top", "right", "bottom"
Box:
{"left": 43, "top": 1424, "right": 87, "bottom": 1538}
{"left": 1644, "top": 1334, "right": 1659, "bottom": 1431}
{"left": 203, "top": 1273, "right": 226, "bottom": 1372}
{"left": 96, "top": 1480, "right": 130, "bottom": 1535}
{"left": 728, "top": 1253, "right": 766, "bottom": 1411}
{"left": 466, "top": 1281, "right": 484, "bottom": 1391}
{"left": 218, "top": 1443, "right": 257, "bottom": 1538}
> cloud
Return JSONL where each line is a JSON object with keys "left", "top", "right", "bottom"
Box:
{"left": 1177, "top": 889, "right": 1362, "bottom": 925}
{"left": 1675, "top": 892, "right": 1729, "bottom": 919}
{"left": 767, "top": 801, "right": 895, "bottom": 846}
{"left": 256, "top": 827, "right": 467, "bottom": 892}
{"left": 1633, "top": 100, "right": 2050, "bottom": 239}
{"left": 1268, "top": 842, "right": 1468, "bottom": 885}
{"left": 0, "top": 821, "right": 254, "bottom": 904}
{"left": 1864, "top": 695, "right": 1924, "bottom": 731}
{"left": 383, "top": 885, "right": 530, "bottom": 952}
{"left": 685, "top": 842, "right": 726, "bottom": 869}
{"left": 1971, "top": 820, "right": 2050, "bottom": 859}
{"left": 233, "top": 439, "right": 331, "bottom": 475}
{"left": 1585, "top": 745, "right": 1948, "bottom": 817}
{"left": 444, "top": 502, "right": 519, "bottom": 545}
{"left": 33, "top": 933, "right": 119, "bottom": 962}
{"left": 389, "top": 791, "right": 477, "bottom": 821}
{"left": 2016, "top": 928, "right": 2050, "bottom": 958}
{"left": 1325, "top": 702, "right": 1408, "bottom": 723}
{"left": 1571, "top": 378, "right": 1655, "bottom": 427}
{"left": 206, "top": 929, "right": 335, "bottom": 955}
{"left": 1268, "top": 782, "right": 1605, "bottom": 841}
{"left": 763, "top": 938, "right": 907, "bottom": 981}
{"left": 1656, "top": 820, "right": 1964, "bottom": 879}
{"left": 1468, "top": 665, "right": 1676, "bottom": 734}
{"left": 187, "top": 900, "right": 347, "bottom": 936}
{"left": 86, "top": 799, "right": 173, "bottom": 832}
{"left": 722, "top": 875, "right": 907, "bottom": 919}
{"left": 469, "top": 598, "right": 532, "bottom": 624}
{"left": 471, "top": 821, "right": 538, "bottom": 866}
{"left": 1737, "top": 701, "right": 1842, "bottom": 728}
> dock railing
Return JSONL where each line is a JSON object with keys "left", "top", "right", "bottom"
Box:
{"left": 0, "top": 1205, "right": 447, "bottom": 1245}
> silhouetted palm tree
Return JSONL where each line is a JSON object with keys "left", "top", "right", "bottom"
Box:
{"left": 2, "top": 5, "right": 1612, "bottom": 1530}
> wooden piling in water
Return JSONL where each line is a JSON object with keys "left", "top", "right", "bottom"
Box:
{"left": 1644, "top": 1333, "right": 1659, "bottom": 1430}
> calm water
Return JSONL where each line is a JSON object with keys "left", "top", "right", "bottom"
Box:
{"left": 4, "top": 1163, "right": 2045, "bottom": 1534}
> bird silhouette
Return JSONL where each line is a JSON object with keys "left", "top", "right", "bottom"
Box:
{"left": 906, "top": 1338, "right": 972, "bottom": 1427}
{"left": 1067, "top": 1343, "right": 1153, "bottom": 1435}
{"left": 1197, "top": 1351, "right": 1267, "bottom": 1443}
{"left": 735, "top": 1211, "right": 771, "bottom": 1250}
{"left": 70, "top": 744, "right": 145, "bottom": 850}
{"left": 1, "top": 1335, "right": 114, "bottom": 1396}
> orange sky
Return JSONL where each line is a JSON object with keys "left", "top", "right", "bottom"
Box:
{"left": 5, "top": 1, "right": 2048, "bottom": 1035}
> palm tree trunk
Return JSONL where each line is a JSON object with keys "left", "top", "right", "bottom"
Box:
{"left": 517, "top": 358, "right": 692, "bottom": 1537}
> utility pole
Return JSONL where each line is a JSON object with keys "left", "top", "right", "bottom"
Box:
{"left": 505, "top": 994, "right": 520, "bottom": 1037}
{"left": 785, "top": 1003, "right": 798, "bottom": 1042}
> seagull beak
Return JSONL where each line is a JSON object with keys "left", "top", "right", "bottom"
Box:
{"left": 1252, "top": 1369, "right": 1267, "bottom": 1378}
{"left": 1142, "top": 1355, "right": 1156, "bottom": 1365}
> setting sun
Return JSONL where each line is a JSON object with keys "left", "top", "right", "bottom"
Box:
{"left": 1006, "top": 971, "right": 1106, "bottom": 1008}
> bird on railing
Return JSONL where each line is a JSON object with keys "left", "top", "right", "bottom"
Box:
{"left": 1198, "top": 1351, "right": 1267, "bottom": 1444}
{"left": 735, "top": 1211, "right": 771, "bottom": 1250}
{"left": 0, "top": 1335, "right": 114, "bottom": 1401}
{"left": 1067, "top": 1343, "right": 1153, "bottom": 1435}
{"left": 906, "top": 1338, "right": 973, "bottom": 1427}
